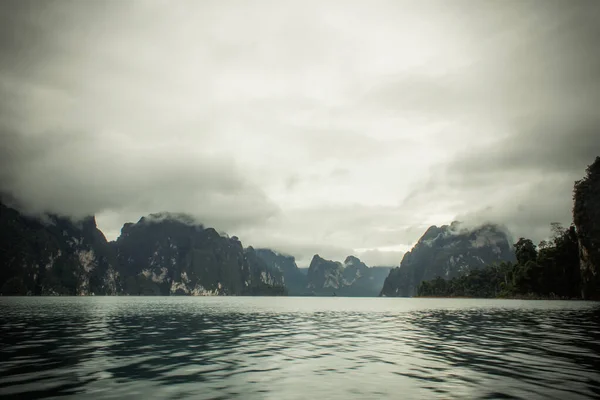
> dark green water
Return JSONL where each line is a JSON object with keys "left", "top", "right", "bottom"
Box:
{"left": 1, "top": 297, "right": 599, "bottom": 400}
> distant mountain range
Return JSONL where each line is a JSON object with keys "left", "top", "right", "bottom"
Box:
{"left": 305, "top": 255, "right": 392, "bottom": 296}
{"left": 0, "top": 204, "right": 285, "bottom": 296}
{"left": 0, "top": 201, "right": 516, "bottom": 297}
{"left": 254, "top": 249, "right": 392, "bottom": 296}
{"left": 3, "top": 157, "right": 599, "bottom": 298}
{"left": 114, "top": 215, "right": 285, "bottom": 296}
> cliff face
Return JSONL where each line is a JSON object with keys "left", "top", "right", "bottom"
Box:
{"left": 241, "top": 247, "right": 287, "bottom": 296}
{"left": 304, "top": 254, "right": 392, "bottom": 296}
{"left": 380, "top": 222, "right": 516, "bottom": 297}
{"left": 306, "top": 255, "right": 344, "bottom": 291}
{"left": 573, "top": 156, "right": 600, "bottom": 299}
{"left": 0, "top": 206, "right": 285, "bottom": 296}
{"left": 0, "top": 202, "right": 119, "bottom": 295}
{"left": 114, "top": 214, "right": 285, "bottom": 296}
{"left": 255, "top": 249, "right": 308, "bottom": 295}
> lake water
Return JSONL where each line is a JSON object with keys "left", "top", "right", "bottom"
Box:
{"left": 1, "top": 297, "right": 599, "bottom": 400}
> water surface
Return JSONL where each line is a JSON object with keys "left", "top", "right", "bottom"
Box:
{"left": 1, "top": 297, "right": 599, "bottom": 399}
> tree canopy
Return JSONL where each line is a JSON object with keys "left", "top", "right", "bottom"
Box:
{"left": 418, "top": 223, "right": 581, "bottom": 299}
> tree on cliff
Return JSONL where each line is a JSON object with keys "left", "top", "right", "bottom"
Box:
{"left": 573, "top": 156, "right": 600, "bottom": 299}
{"left": 514, "top": 238, "right": 538, "bottom": 265}
{"left": 417, "top": 224, "right": 581, "bottom": 298}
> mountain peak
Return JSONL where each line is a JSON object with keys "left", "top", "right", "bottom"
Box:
{"left": 380, "top": 222, "right": 516, "bottom": 297}
{"left": 343, "top": 255, "right": 362, "bottom": 265}
{"left": 137, "top": 212, "right": 200, "bottom": 227}
{"left": 311, "top": 254, "right": 325, "bottom": 263}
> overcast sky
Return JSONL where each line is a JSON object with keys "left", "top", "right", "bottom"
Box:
{"left": 1, "top": 0, "right": 599, "bottom": 266}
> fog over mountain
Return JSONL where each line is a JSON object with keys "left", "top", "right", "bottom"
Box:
{"left": 1, "top": 0, "right": 599, "bottom": 266}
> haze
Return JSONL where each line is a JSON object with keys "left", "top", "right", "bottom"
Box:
{"left": 1, "top": 0, "right": 599, "bottom": 266}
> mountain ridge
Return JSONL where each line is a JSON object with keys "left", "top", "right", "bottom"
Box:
{"left": 0, "top": 205, "right": 285, "bottom": 296}
{"left": 380, "top": 222, "right": 516, "bottom": 297}
{"left": 299, "top": 254, "right": 392, "bottom": 296}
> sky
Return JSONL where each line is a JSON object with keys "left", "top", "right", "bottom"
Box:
{"left": 1, "top": 0, "right": 599, "bottom": 267}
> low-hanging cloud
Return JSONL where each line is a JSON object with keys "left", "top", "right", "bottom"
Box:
{"left": 0, "top": 128, "right": 279, "bottom": 230}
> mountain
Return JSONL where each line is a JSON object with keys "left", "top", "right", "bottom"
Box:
{"left": 306, "top": 255, "right": 344, "bottom": 291}
{"left": 113, "top": 214, "right": 285, "bottom": 296}
{"left": 0, "top": 205, "right": 285, "bottom": 296}
{"left": 574, "top": 156, "right": 600, "bottom": 299}
{"left": 380, "top": 222, "right": 516, "bottom": 297}
{"left": 254, "top": 249, "right": 309, "bottom": 295}
{"left": 0, "top": 202, "right": 119, "bottom": 295}
{"left": 304, "top": 254, "right": 392, "bottom": 296}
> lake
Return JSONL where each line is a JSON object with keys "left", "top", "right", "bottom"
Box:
{"left": 0, "top": 297, "right": 599, "bottom": 399}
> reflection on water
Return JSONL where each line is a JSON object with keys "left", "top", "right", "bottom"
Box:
{"left": 1, "top": 297, "right": 599, "bottom": 400}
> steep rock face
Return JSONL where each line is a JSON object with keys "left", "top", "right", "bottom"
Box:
{"left": 339, "top": 256, "right": 392, "bottom": 296}
{"left": 574, "top": 156, "right": 600, "bottom": 299}
{"left": 242, "top": 247, "right": 287, "bottom": 295}
{"left": 305, "top": 254, "right": 392, "bottom": 296}
{"left": 114, "top": 214, "right": 285, "bottom": 296}
{"left": 0, "top": 206, "right": 286, "bottom": 296}
{"left": 255, "top": 249, "right": 308, "bottom": 295}
{"left": 0, "top": 202, "right": 119, "bottom": 295}
{"left": 306, "top": 255, "right": 344, "bottom": 291}
{"left": 380, "top": 222, "right": 516, "bottom": 297}
{"left": 342, "top": 256, "right": 370, "bottom": 284}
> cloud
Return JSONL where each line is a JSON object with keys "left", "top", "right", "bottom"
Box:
{"left": 1, "top": 0, "right": 599, "bottom": 264}
{"left": 403, "top": 121, "right": 600, "bottom": 243}
{"left": 231, "top": 204, "right": 428, "bottom": 266}
{"left": 0, "top": 127, "right": 279, "bottom": 228}
{"left": 389, "top": 1, "right": 600, "bottom": 244}
{"left": 448, "top": 120, "right": 600, "bottom": 178}
{"left": 353, "top": 249, "right": 405, "bottom": 267}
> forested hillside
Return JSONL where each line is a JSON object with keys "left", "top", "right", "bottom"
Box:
{"left": 418, "top": 157, "right": 599, "bottom": 299}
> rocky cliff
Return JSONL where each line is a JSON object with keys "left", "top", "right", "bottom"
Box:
{"left": 380, "top": 222, "right": 516, "bottom": 297}
{"left": 255, "top": 248, "right": 309, "bottom": 295}
{"left": 304, "top": 254, "right": 392, "bottom": 296}
{"left": 306, "top": 255, "right": 344, "bottom": 291}
{"left": 573, "top": 156, "right": 600, "bottom": 299}
{"left": 0, "top": 206, "right": 285, "bottom": 296}
{"left": 0, "top": 202, "right": 119, "bottom": 295}
{"left": 113, "top": 213, "right": 285, "bottom": 296}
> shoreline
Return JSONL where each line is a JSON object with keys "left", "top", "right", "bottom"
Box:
{"left": 414, "top": 295, "right": 587, "bottom": 300}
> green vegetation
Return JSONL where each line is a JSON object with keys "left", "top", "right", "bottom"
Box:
{"left": 418, "top": 223, "right": 580, "bottom": 298}
{"left": 380, "top": 223, "right": 515, "bottom": 297}
{"left": 418, "top": 156, "right": 600, "bottom": 299}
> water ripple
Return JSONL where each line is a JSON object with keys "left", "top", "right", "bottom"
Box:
{"left": 1, "top": 297, "right": 599, "bottom": 399}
